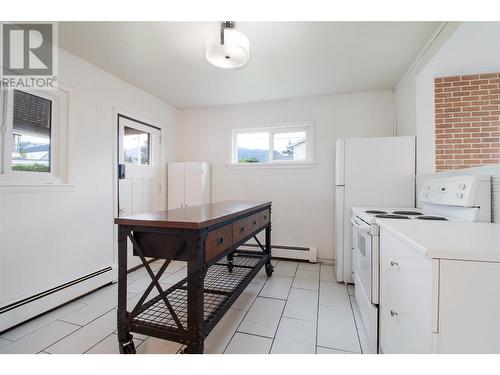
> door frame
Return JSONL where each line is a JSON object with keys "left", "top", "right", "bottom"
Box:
{"left": 112, "top": 108, "right": 164, "bottom": 265}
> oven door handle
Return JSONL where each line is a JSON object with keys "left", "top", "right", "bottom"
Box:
{"left": 350, "top": 217, "right": 372, "bottom": 233}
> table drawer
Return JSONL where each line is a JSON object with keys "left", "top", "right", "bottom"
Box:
{"left": 205, "top": 224, "right": 233, "bottom": 262}
{"left": 260, "top": 209, "right": 270, "bottom": 227}
{"left": 233, "top": 213, "right": 260, "bottom": 243}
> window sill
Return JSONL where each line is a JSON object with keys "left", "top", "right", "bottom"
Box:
{"left": 227, "top": 161, "right": 317, "bottom": 170}
{"left": 0, "top": 182, "right": 74, "bottom": 193}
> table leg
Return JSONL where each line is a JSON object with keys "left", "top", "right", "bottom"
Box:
{"left": 227, "top": 252, "right": 234, "bottom": 273}
{"left": 265, "top": 224, "right": 274, "bottom": 276}
{"left": 185, "top": 233, "right": 206, "bottom": 354}
{"left": 117, "top": 225, "right": 135, "bottom": 353}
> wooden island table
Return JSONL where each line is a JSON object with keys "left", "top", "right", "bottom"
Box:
{"left": 114, "top": 201, "right": 273, "bottom": 354}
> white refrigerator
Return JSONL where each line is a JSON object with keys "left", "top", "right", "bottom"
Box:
{"left": 335, "top": 136, "right": 415, "bottom": 283}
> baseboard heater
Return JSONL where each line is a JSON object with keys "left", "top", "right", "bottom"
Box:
{"left": 239, "top": 244, "right": 317, "bottom": 263}
{"left": 0, "top": 266, "right": 116, "bottom": 333}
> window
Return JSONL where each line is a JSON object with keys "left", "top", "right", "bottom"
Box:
{"left": 123, "top": 126, "right": 150, "bottom": 165}
{"left": 232, "top": 125, "right": 312, "bottom": 165}
{"left": 236, "top": 132, "right": 270, "bottom": 163}
{"left": 11, "top": 90, "right": 52, "bottom": 173}
{"left": 1, "top": 87, "right": 69, "bottom": 184}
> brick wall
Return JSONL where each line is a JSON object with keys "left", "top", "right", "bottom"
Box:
{"left": 435, "top": 73, "right": 500, "bottom": 171}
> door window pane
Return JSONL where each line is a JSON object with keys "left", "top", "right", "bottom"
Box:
{"left": 272, "top": 131, "right": 307, "bottom": 161}
{"left": 236, "top": 132, "right": 269, "bottom": 163}
{"left": 124, "top": 126, "right": 150, "bottom": 165}
{"left": 11, "top": 90, "right": 51, "bottom": 172}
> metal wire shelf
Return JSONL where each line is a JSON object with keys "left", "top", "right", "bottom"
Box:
{"left": 130, "top": 288, "right": 227, "bottom": 331}
{"left": 129, "top": 251, "right": 266, "bottom": 332}
{"left": 215, "top": 254, "right": 261, "bottom": 268}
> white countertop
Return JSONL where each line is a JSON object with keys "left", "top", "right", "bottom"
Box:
{"left": 377, "top": 219, "right": 500, "bottom": 262}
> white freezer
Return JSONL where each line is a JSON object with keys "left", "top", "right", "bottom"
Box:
{"left": 335, "top": 136, "right": 415, "bottom": 283}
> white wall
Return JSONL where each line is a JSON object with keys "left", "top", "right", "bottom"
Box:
{"left": 178, "top": 91, "right": 396, "bottom": 261}
{"left": 395, "top": 23, "right": 458, "bottom": 137}
{"left": 0, "top": 48, "right": 180, "bottom": 305}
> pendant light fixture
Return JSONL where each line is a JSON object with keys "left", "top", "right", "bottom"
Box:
{"left": 206, "top": 21, "right": 250, "bottom": 69}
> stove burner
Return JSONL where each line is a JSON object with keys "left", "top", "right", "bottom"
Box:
{"left": 392, "top": 211, "right": 423, "bottom": 216}
{"left": 365, "top": 210, "right": 387, "bottom": 214}
{"left": 416, "top": 215, "right": 448, "bottom": 221}
{"left": 375, "top": 214, "right": 411, "bottom": 219}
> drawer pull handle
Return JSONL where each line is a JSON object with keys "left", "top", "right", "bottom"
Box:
{"left": 390, "top": 261, "right": 399, "bottom": 267}
{"left": 216, "top": 237, "right": 224, "bottom": 245}
{"left": 390, "top": 310, "right": 398, "bottom": 317}
{"left": 264, "top": 215, "right": 267, "bottom": 220}
{"left": 252, "top": 220, "right": 257, "bottom": 225}
{"left": 240, "top": 225, "right": 245, "bottom": 233}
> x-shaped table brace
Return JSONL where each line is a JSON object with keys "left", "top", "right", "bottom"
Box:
{"left": 127, "top": 233, "right": 185, "bottom": 330}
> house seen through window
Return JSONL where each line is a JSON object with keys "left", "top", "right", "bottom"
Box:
{"left": 234, "top": 126, "right": 310, "bottom": 164}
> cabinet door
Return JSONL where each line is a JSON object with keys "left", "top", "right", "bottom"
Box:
{"left": 438, "top": 260, "right": 500, "bottom": 353}
{"left": 379, "top": 228, "right": 433, "bottom": 354}
{"left": 168, "top": 163, "right": 185, "bottom": 209}
{"left": 184, "top": 162, "right": 203, "bottom": 207}
{"left": 200, "top": 162, "right": 210, "bottom": 205}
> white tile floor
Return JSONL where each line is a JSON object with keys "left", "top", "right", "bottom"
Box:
{"left": 0, "top": 259, "right": 368, "bottom": 354}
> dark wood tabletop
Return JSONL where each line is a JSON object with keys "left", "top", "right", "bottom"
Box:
{"left": 114, "top": 200, "right": 271, "bottom": 229}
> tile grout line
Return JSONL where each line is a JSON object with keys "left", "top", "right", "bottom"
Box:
{"left": 316, "top": 345, "right": 357, "bottom": 354}
{"left": 221, "top": 267, "right": 267, "bottom": 354}
{"left": 12, "top": 264, "right": 151, "bottom": 354}
{"left": 222, "top": 259, "right": 287, "bottom": 354}
{"left": 83, "top": 333, "right": 116, "bottom": 354}
{"left": 315, "top": 267, "right": 322, "bottom": 354}
{"left": 314, "top": 279, "right": 363, "bottom": 354}
{"left": 57, "top": 303, "right": 116, "bottom": 327}
{"left": 0, "top": 301, "right": 90, "bottom": 344}
{"left": 43, "top": 302, "right": 124, "bottom": 354}
{"left": 269, "top": 261, "right": 303, "bottom": 354}
{"left": 38, "top": 322, "right": 87, "bottom": 354}
{"left": 346, "top": 285, "right": 363, "bottom": 354}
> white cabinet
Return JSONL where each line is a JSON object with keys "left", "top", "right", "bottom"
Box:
{"left": 167, "top": 162, "right": 210, "bottom": 209}
{"left": 380, "top": 227, "right": 500, "bottom": 354}
{"left": 379, "top": 230, "right": 434, "bottom": 353}
{"left": 437, "top": 260, "right": 500, "bottom": 353}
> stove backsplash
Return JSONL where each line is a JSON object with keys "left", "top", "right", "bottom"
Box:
{"left": 416, "top": 164, "right": 500, "bottom": 223}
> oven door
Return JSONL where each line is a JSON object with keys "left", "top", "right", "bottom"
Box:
{"left": 351, "top": 216, "right": 376, "bottom": 304}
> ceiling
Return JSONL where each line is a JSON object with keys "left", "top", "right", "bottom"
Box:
{"left": 59, "top": 22, "right": 440, "bottom": 109}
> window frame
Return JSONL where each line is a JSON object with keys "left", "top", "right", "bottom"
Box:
{"left": 231, "top": 123, "right": 314, "bottom": 166}
{"left": 0, "top": 87, "right": 69, "bottom": 186}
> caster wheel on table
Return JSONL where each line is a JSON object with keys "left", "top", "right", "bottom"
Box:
{"left": 119, "top": 336, "right": 136, "bottom": 354}
{"left": 227, "top": 254, "right": 234, "bottom": 273}
{"left": 265, "top": 264, "right": 274, "bottom": 276}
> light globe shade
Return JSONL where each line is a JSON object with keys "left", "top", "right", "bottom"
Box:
{"left": 206, "top": 29, "right": 250, "bottom": 69}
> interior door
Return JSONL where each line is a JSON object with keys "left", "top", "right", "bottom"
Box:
{"left": 167, "top": 163, "right": 185, "bottom": 209}
{"left": 117, "top": 115, "right": 163, "bottom": 269}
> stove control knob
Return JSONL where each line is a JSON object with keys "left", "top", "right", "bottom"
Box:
{"left": 456, "top": 192, "right": 464, "bottom": 199}
{"left": 458, "top": 183, "right": 466, "bottom": 190}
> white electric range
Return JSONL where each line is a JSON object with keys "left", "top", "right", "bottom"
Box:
{"left": 350, "top": 175, "right": 491, "bottom": 353}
